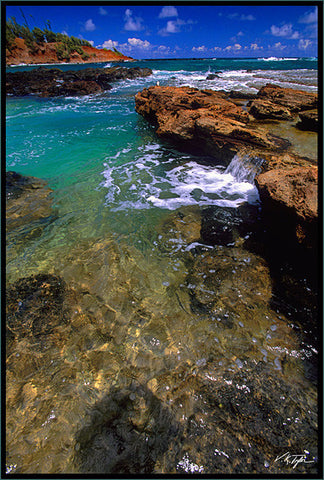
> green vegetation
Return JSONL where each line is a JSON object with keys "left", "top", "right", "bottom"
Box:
{"left": 6, "top": 17, "right": 92, "bottom": 58}
{"left": 113, "top": 47, "right": 124, "bottom": 57}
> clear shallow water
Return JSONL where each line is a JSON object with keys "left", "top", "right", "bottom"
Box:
{"left": 6, "top": 58, "right": 319, "bottom": 474}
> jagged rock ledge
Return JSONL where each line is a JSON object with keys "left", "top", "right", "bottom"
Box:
{"left": 135, "top": 85, "right": 290, "bottom": 165}
{"left": 135, "top": 84, "right": 318, "bottom": 249}
{"left": 6, "top": 66, "right": 152, "bottom": 97}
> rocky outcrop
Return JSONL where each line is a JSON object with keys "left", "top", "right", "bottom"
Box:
{"left": 6, "top": 66, "right": 152, "bottom": 97}
{"left": 256, "top": 83, "right": 317, "bottom": 111}
{"left": 135, "top": 86, "right": 290, "bottom": 164}
{"left": 248, "top": 83, "right": 318, "bottom": 128}
{"left": 6, "top": 37, "right": 133, "bottom": 66}
{"left": 255, "top": 165, "right": 318, "bottom": 247}
{"left": 296, "top": 109, "right": 318, "bottom": 132}
{"left": 249, "top": 99, "right": 294, "bottom": 120}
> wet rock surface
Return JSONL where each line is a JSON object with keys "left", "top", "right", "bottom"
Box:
{"left": 135, "top": 86, "right": 290, "bottom": 164}
{"left": 6, "top": 171, "right": 56, "bottom": 237}
{"left": 255, "top": 165, "right": 318, "bottom": 247}
{"left": 296, "top": 109, "right": 318, "bottom": 132}
{"left": 74, "top": 382, "right": 182, "bottom": 474}
{"left": 5, "top": 230, "right": 318, "bottom": 474}
{"left": 200, "top": 203, "right": 259, "bottom": 246}
{"left": 6, "top": 66, "right": 152, "bottom": 97}
{"left": 6, "top": 274, "right": 67, "bottom": 350}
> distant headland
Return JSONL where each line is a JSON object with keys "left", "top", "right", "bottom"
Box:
{"left": 6, "top": 19, "right": 133, "bottom": 66}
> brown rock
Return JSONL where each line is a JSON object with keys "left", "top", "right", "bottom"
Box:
{"left": 256, "top": 83, "right": 317, "bottom": 112}
{"left": 248, "top": 99, "right": 294, "bottom": 120}
{"left": 296, "top": 109, "right": 318, "bottom": 132}
{"left": 255, "top": 165, "right": 318, "bottom": 246}
{"left": 6, "top": 37, "right": 134, "bottom": 66}
{"left": 135, "top": 86, "right": 290, "bottom": 163}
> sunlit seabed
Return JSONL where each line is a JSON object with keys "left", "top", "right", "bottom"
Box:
{"left": 6, "top": 59, "right": 318, "bottom": 474}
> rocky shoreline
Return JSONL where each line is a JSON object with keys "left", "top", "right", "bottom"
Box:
{"left": 135, "top": 84, "right": 318, "bottom": 249}
{"left": 6, "top": 66, "right": 152, "bottom": 97}
{"left": 6, "top": 77, "right": 319, "bottom": 473}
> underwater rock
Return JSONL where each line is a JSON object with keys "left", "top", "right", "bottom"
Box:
{"left": 6, "top": 171, "right": 56, "bottom": 236}
{"left": 135, "top": 86, "right": 290, "bottom": 164}
{"left": 6, "top": 273, "right": 66, "bottom": 347}
{"left": 200, "top": 203, "right": 259, "bottom": 246}
{"left": 187, "top": 360, "right": 318, "bottom": 474}
{"left": 74, "top": 382, "right": 182, "bottom": 474}
{"left": 155, "top": 206, "right": 202, "bottom": 252}
{"left": 6, "top": 66, "right": 152, "bottom": 97}
{"left": 186, "top": 247, "right": 272, "bottom": 320}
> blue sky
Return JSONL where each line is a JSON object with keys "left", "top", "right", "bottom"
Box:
{"left": 6, "top": 4, "right": 319, "bottom": 58}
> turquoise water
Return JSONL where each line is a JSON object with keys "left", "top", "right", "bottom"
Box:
{"left": 6, "top": 58, "right": 319, "bottom": 474}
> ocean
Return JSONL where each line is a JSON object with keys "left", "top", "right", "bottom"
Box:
{"left": 6, "top": 57, "right": 319, "bottom": 474}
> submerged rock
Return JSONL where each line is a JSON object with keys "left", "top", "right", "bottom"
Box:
{"left": 200, "top": 203, "right": 259, "bottom": 246}
{"left": 6, "top": 171, "right": 56, "bottom": 236}
{"left": 186, "top": 247, "right": 272, "bottom": 319}
{"left": 6, "top": 273, "right": 66, "bottom": 347}
{"left": 135, "top": 86, "right": 290, "bottom": 164}
{"left": 74, "top": 382, "right": 181, "bottom": 474}
{"left": 6, "top": 66, "right": 152, "bottom": 97}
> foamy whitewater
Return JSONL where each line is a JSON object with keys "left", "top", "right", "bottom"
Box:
{"left": 101, "top": 145, "right": 261, "bottom": 211}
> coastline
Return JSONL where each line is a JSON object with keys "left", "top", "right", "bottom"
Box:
{"left": 5, "top": 56, "right": 319, "bottom": 475}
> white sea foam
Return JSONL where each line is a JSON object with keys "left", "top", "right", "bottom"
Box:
{"left": 101, "top": 144, "right": 260, "bottom": 211}
{"left": 150, "top": 66, "right": 317, "bottom": 93}
{"left": 259, "top": 57, "right": 298, "bottom": 61}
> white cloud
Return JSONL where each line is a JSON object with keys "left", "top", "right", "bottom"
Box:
{"left": 228, "top": 13, "right": 255, "bottom": 21}
{"left": 84, "top": 19, "right": 96, "bottom": 32}
{"left": 224, "top": 43, "right": 242, "bottom": 51}
{"left": 99, "top": 7, "right": 107, "bottom": 16}
{"left": 158, "top": 18, "right": 194, "bottom": 36}
{"left": 274, "top": 42, "right": 287, "bottom": 51}
{"left": 101, "top": 39, "right": 119, "bottom": 49}
{"left": 124, "top": 9, "right": 144, "bottom": 31}
{"left": 213, "top": 46, "right": 222, "bottom": 52}
{"left": 299, "top": 8, "right": 317, "bottom": 24}
{"left": 298, "top": 39, "right": 312, "bottom": 50}
{"left": 240, "top": 14, "right": 256, "bottom": 21}
{"left": 250, "top": 43, "right": 262, "bottom": 50}
{"left": 128, "top": 38, "right": 151, "bottom": 48}
{"left": 158, "top": 6, "right": 178, "bottom": 18}
{"left": 270, "top": 23, "right": 299, "bottom": 39}
{"left": 192, "top": 45, "right": 207, "bottom": 52}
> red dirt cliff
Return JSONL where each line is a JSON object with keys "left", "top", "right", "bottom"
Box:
{"left": 6, "top": 38, "right": 133, "bottom": 66}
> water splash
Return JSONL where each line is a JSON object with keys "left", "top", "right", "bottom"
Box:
{"left": 225, "top": 154, "right": 265, "bottom": 183}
